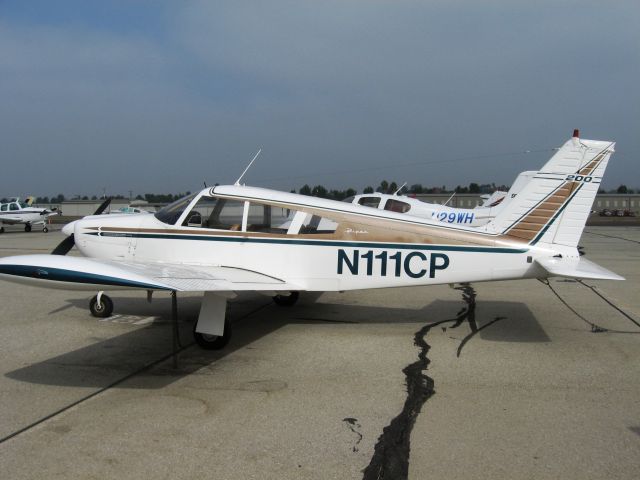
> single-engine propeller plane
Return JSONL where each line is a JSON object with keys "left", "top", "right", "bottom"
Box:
{"left": 0, "top": 197, "right": 59, "bottom": 233}
{"left": 0, "top": 131, "right": 623, "bottom": 351}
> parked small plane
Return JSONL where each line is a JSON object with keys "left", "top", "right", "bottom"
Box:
{"left": 0, "top": 131, "right": 622, "bottom": 352}
{"left": 347, "top": 171, "right": 535, "bottom": 227}
{"left": 0, "top": 197, "right": 59, "bottom": 233}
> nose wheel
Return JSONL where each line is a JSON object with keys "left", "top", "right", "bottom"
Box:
{"left": 89, "top": 293, "right": 114, "bottom": 318}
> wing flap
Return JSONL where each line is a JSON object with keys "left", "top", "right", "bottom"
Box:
{"left": 536, "top": 256, "right": 624, "bottom": 281}
{"left": 109, "top": 261, "right": 299, "bottom": 291}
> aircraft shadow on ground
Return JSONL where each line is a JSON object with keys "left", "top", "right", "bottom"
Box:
{"left": 6, "top": 293, "right": 548, "bottom": 389}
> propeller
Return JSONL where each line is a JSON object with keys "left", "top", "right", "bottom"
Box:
{"left": 51, "top": 197, "right": 111, "bottom": 256}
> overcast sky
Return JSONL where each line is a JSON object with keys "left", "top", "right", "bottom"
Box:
{"left": 1, "top": 0, "right": 639, "bottom": 198}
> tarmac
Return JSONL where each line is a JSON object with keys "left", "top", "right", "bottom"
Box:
{"left": 0, "top": 226, "right": 639, "bottom": 479}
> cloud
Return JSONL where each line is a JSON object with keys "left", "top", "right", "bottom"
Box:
{"left": 0, "top": 1, "right": 638, "bottom": 197}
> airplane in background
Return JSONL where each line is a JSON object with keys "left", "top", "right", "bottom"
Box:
{"left": 0, "top": 197, "right": 59, "bottom": 233}
{"left": 0, "top": 131, "right": 623, "bottom": 354}
{"left": 108, "top": 206, "right": 154, "bottom": 215}
{"left": 346, "top": 170, "right": 535, "bottom": 227}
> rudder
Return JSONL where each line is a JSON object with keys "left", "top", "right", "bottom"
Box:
{"left": 483, "top": 130, "right": 615, "bottom": 247}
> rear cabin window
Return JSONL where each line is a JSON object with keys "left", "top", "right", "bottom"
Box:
{"left": 358, "top": 197, "right": 381, "bottom": 208}
{"left": 299, "top": 214, "right": 338, "bottom": 234}
{"left": 0, "top": 205, "right": 7, "bottom": 211}
{"left": 384, "top": 199, "right": 411, "bottom": 213}
{"left": 246, "top": 203, "right": 290, "bottom": 233}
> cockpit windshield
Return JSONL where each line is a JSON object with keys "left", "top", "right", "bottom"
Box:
{"left": 154, "top": 193, "right": 197, "bottom": 225}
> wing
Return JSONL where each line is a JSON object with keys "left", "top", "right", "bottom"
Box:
{"left": 0, "top": 254, "right": 301, "bottom": 292}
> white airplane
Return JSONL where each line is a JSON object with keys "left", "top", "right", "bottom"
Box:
{"left": 0, "top": 197, "right": 59, "bottom": 233}
{"left": 347, "top": 171, "right": 535, "bottom": 227}
{"left": 0, "top": 131, "right": 623, "bottom": 353}
{"left": 109, "top": 206, "right": 154, "bottom": 215}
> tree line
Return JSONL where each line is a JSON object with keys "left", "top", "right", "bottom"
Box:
{"left": 2, "top": 183, "right": 635, "bottom": 205}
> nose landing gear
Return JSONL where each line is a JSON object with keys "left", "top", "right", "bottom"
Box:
{"left": 89, "top": 292, "right": 114, "bottom": 318}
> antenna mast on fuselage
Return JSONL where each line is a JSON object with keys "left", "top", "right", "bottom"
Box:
{"left": 234, "top": 149, "right": 262, "bottom": 186}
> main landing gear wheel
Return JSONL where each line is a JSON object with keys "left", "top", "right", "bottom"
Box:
{"left": 273, "top": 291, "right": 299, "bottom": 307}
{"left": 193, "top": 319, "right": 231, "bottom": 350}
{"left": 90, "top": 294, "right": 114, "bottom": 318}
{"left": 43, "top": 226, "right": 49, "bottom": 233}
{"left": 24, "top": 224, "right": 32, "bottom": 232}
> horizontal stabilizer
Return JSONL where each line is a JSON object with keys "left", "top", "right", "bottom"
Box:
{"left": 536, "top": 257, "right": 624, "bottom": 281}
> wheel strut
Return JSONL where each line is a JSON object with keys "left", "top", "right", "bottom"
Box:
{"left": 171, "top": 290, "right": 180, "bottom": 369}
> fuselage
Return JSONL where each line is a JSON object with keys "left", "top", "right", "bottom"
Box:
{"left": 65, "top": 186, "right": 567, "bottom": 291}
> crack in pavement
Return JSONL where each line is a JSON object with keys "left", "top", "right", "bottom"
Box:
{"left": 343, "top": 417, "right": 364, "bottom": 452}
{"left": 362, "top": 283, "right": 503, "bottom": 479}
{"left": 585, "top": 230, "right": 640, "bottom": 245}
{"left": 456, "top": 316, "right": 506, "bottom": 358}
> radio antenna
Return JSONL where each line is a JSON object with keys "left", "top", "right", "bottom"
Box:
{"left": 235, "top": 148, "right": 262, "bottom": 186}
{"left": 394, "top": 182, "right": 407, "bottom": 196}
{"left": 443, "top": 191, "right": 456, "bottom": 206}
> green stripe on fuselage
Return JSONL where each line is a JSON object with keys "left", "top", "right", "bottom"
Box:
{"left": 87, "top": 231, "right": 528, "bottom": 254}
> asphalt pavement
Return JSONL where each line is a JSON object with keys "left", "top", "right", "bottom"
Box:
{"left": 0, "top": 226, "right": 639, "bottom": 479}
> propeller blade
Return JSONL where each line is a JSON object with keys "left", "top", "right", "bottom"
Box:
{"left": 94, "top": 197, "right": 112, "bottom": 215}
{"left": 50, "top": 198, "right": 110, "bottom": 255}
{"left": 51, "top": 234, "right": 75, "bottom": 256}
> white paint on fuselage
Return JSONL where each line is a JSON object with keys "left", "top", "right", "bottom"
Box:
{"left": 71, "top": 203, "right": 559, "bottom": 292}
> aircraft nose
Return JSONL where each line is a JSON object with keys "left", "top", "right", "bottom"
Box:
{"left": 62, "top": 221, "right": 76, "bottom": 237}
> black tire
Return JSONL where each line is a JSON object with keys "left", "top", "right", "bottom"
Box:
{"left": 43, "top": 226, "right": 49, "bottom": 233}
{"left": 25, "top": 224, "right": 32, "bottom": 232}
{"left": 0, "top": 227, "right": 4, "bottom": 234}
{"left": 89, "top": 294, "right": 114, "bottom": 318}
{"left": 273, "top": 291, "right": 299, "bottom": 307}
{"left": 193, "top": 318, "right": 231, "bottom": 350}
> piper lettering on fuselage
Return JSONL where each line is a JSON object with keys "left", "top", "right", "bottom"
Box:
{"left": 337, "top": 249, "right": 450, "bottom": 278}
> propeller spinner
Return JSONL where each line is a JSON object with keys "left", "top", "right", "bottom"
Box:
{"left": 51, "top": 197, "right": 111, "bottom": 256}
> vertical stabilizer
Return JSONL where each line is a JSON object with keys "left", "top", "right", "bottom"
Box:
{"left": 484, "top": 131, "right": 614, "bottom": 247}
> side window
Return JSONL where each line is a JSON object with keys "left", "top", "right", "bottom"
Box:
{"left": 182, "top": 196, "right": 218, "bottom": 227}
{"left": 358, "top": 197, "right": 381, "bottom": 208}
{"left": 246, "top": 203, "right": 290, "bottom": 233}
{"left": 0, "top": 204, "right": 7, "bottom": 212}
{"left": 9, "top": 203, "right": 19, "bottom": 211}
{"left": 296, "top": 213, "right": 338, "bottom": 235}
{"left": 210, "top": 199, "right": 245, "bottom": 230}
{"left": 184, "top": 197, "right": 245, "bottom": 231}
{"left": 384, "top": 199, "right": 411, "bottom": 213}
